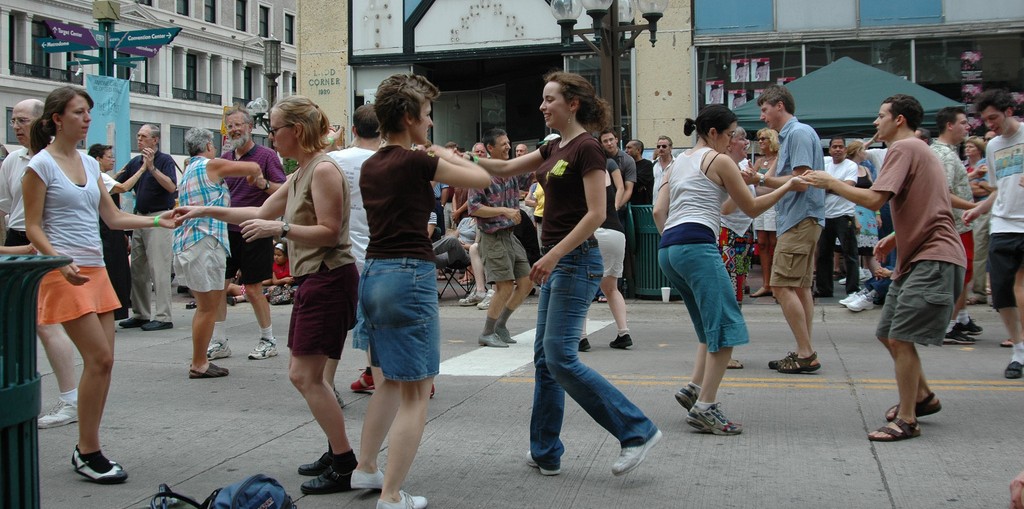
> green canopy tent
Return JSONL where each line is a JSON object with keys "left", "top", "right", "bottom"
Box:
{"left": 733, "top": 57, "right": 963, "bottom": 138}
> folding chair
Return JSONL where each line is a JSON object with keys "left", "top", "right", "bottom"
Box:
{"left": 438, "top": 260, "right": 474, "bottom": 298}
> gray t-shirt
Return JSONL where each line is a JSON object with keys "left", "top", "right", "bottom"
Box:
{"left": 613, "top": 149, "right": 636, "bottom": 184}
{"left": 775, "top": 117, "right": 825, "bottom": 234}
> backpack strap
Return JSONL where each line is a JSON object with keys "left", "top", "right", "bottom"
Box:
{"left": 149, "top": 483, "right": 204, "bottom": 509}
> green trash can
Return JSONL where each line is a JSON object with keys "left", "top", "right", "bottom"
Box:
{"left": 625, "top": 205, "right": 678, "bottom": 300}
{"left": 1, "top": 254, "right": 71, "bottom": 509}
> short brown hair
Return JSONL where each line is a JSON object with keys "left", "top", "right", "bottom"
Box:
{"left": 756, "top": 85, "right": 795, "bottom": 115}
{"left": 373, "top": 74, "right": 440, "bottom": 138}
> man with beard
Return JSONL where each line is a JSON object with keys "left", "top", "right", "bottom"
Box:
{"left": 207, "top": 106, "right": 287, "bottom": 362}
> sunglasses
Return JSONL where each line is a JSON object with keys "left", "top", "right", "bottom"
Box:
{"left": 657, "top": 145, "right": 669, "bottom": 149}
{"left": 757, "top": 137, "right": 768, "bottom": 141}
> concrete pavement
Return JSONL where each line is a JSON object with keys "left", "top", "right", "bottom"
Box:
{"left": 33, "top": 289, "right": 1021, "bottom": 508}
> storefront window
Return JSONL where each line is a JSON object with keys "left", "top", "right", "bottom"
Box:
{"left": 805, "top": 40, "right": 911, "bottom": 78}
{"left": 695, "top": 45, "right": 802, "bottom": 109}
{"left": 566, "top": 53, "right": 632, "bottom": 137}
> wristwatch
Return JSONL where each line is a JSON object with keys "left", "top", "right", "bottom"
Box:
{"left": 281, "top": 222, "right": 290, "bottom": 238}
{"left": 263, "top": 180, "right": 271, "bottom": 191}
{"left": 758, "top": 173, "right": 766, "bottom": 186}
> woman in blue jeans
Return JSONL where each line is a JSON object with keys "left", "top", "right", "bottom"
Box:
{"left": 653, "top": 104, "right": 799, "bottom": 435}
{"left": 476, "top": 71, "right": 660, "bottom": 477}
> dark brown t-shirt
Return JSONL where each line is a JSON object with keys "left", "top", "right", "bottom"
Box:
{"left": 361, "top": 145, "right": 439, "bottom": 261}
{"left": 536, "top": 134, "right": 607, "bottom": 246}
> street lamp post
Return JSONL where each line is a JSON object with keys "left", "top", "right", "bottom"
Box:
{"left": 263, "top": 38, "right": 281, "bottom": 106}
{"left": 550, "top": 0, "right": 669, "bottom": 138}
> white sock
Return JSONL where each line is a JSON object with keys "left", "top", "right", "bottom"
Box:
{"left": 59, "top": 388, "right": 77, "bottom": 406}
{"left": 617, "top": 328, "right": 630, "bottom": 336}
{"left": 1013, "top": 342, "right": 1024, "bottom": 364}
{"left": 261, "top": 325, "right": 275, "bottom": 343}
{"left": 957, "top": 310, "right": 970, "bottom": 324}
{"left": 693, "top": 400, "right": 714, "bottom": 411}
{"left": 213, "top": 321, "right": 226, "bottom": 343}
{"left": 689, "top": 382, "right": 702, "bottom": 391}
{"left": 946, "top": 320, "right": 956, "bottom": 333}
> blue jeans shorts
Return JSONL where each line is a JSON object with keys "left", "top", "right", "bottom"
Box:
{"left": 355, "top": 258, "right": 441, "bottom": 381}
{"left": 658, "top": 243, "right": 750, "bottom": 352}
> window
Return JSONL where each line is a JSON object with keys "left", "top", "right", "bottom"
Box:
{"left": 176, "top": 0, "right": 190, "bottom": 16}
{"left": 137, "top": 0, "right": 152, "bottom": 5}
{"left": 696, "top": 44, "right": 804, "bottom": 109}
{"left": 130, "top": 122, "right": 147, "bottom": 152}
{"left": 6, "top": 108, "right": 16, "bottom": 145}
{"left": 31, "top": 21, "right": 50, "bottom": 68}
{"left": 243, "top": 66, "right": 253, "bottom": 101}
{"left": 170, "top": 126, "right": 189, "bottom": 155}
{"left": 290, "top": 74, "right": 296, "bottom": 95}
{"left": 235, "top": 0, "right": 247, "bottom": 31}
{"left": 284, "top": 14, "right": 294, "bottom": 44}
{"left": 259, "top": 6, "right": 269, "bottom": 37}
{"left": 116, "top": 52, "right": 132, "bottom": 80}
{"left": 204, "top": 0, "right": 216, "bottom": 22}
{"left": 185, "top": 54, "right": 197, "bottom": 91}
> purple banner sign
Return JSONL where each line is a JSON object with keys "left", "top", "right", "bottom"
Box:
{"left": 44, "top": 21, "right": 97, "bottom": 48}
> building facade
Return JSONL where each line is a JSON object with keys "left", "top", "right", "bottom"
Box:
{"left": 297, "top": 0, "right": 694, "bottom": 151}
{"left": 1, "top": 0, "right": 297, "bottom": 159}
{"left": 692, "top": 0, "right": 1024, "bottom": 133}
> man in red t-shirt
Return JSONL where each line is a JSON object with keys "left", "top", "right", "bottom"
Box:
{"left": 803, "top": 94, "right": 966, "bottom": 443}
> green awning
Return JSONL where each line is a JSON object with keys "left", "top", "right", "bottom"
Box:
{"left": 733, "top": 57, "right": 963, "bottom": 138}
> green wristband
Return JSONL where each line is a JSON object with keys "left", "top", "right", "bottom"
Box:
{"left": 153, "top": 215, "right": 161, "bottom": 227}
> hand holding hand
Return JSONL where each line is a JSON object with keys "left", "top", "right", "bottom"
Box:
{"left": 156, "top": 210, "right": 176, "bottom": 229}
{"left": 240, "top": 219, "right": 284, "bottom": 242}
{"left": 172, "top": 206, "right": 202, "bottom": 226}
{"left": 788, "top": 176, "right": 809, "bottom": 192}
{"left": 797, "top": 171, "right": 830, "bottom": 189}
{"left": 740, "top": 169, "right": 760, "bottom": 186}
{"left": 963, "top": 206, "right": 980, "bottom": 225}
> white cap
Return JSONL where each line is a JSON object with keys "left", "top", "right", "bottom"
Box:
{"left": 543, "top": 133, "right": 561, "bottom": 142}
{"left": 275, "top": 242, "right": 285, "bottom": 251}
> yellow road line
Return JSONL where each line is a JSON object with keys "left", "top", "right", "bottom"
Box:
{"left": 497, "top": 376, "right": 1024, "bottom": 391}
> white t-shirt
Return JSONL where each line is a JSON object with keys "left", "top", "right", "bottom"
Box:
{"left": 721, "top": 159, "right": 755, "bottom": 234}
{"left": 653, "top": 157, "right": 674, "bottom": 196}
{"left": 823, "top": 157, "right": 858, "bottom": 218}
{"left": 0, "top": 148, "right": 32, "bottom": 231}
{"left": 27, "top": 149, "right": 104, "bottom": 266}
{"left": 987, "top": 126, "right": 1024, "bottom": 233}
{"left": 328, "top": 146, "right": 374, "bottom": 270}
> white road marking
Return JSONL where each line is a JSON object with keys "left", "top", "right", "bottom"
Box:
{"left": 439, "top": 320, "right": 613, "bottom": 377}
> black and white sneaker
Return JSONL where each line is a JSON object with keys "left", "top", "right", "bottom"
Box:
{"left": 954, "top": 319, "right": 983, "bottom": 336}
{"left": 72, "top": 448, "right": 128, "bottom": 484}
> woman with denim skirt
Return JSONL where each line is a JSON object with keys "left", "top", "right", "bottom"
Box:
{"left": 653, "top": 104, "right": 800, "bottom": 435}
{"left": 350, "top": 74, "right": 495, "bottom": 509}
{"left": 475, "top": 71, "right": 661, "bottom": 478}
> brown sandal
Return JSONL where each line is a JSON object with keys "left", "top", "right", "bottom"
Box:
{"left": 868, "top": 418, "right": 920, "bottom": 442}
{"left": 776, "top": 352, "right": 820, "bottom": 374}
{"left": 189, "top": 363, "right": 229, "bottom": 379}
{"left": 885, "top": 392, "right": 941, "bottom": 422}
{"left": 727, "top": 358, "right": 744, "bottom": 369}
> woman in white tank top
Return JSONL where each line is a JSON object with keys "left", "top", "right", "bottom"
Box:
{"left": 653, "top": 104, "right": 801, "bottom": 436}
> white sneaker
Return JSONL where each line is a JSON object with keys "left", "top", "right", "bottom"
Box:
{"left": 612, "top": 429, "right": 662, "bottom": 476}
{"left": 207, "top": 341, "right": 231, "bottom": 360}
{"left": 376, "top": 491, "right": 427, "bottom": 509}
{"left": 846, "top": 291, "right": 877, "bottom": 312}
{"left": 248, "top": 338, "right": 278, "bottom": 360}
{"left": 526, "top": 452, "right": 561, "bottom": 476}
{"left": 839, "top": 289, "right": 867, "bottom": 307}
{"left": 458, "top": 291, "right": 486, "bottom": 306}
{"left": 351, "top": 468, "right": 384, "bottom": 489}
{"left": 38, "top": 400, "right": 78, "bottom": 429}
{"left": 859, "top": 267, "right": 872, "bottom": 282}
{"left": 476, "top": 289, "right": 495, "bottom": 310}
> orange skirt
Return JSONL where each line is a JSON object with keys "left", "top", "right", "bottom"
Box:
{"left": 37, "top": 266, "right": 121, "bottom": 325}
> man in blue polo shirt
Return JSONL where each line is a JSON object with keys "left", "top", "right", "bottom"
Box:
{"left": 756, "top": 85, "right": 826, "bottom": 374}
{"left": 118, "top": 124, "right": 178, "bottom": 331}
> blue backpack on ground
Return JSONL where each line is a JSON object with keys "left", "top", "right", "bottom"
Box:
{"left": 148, "top": 474, "right": 294, "bottom": 509}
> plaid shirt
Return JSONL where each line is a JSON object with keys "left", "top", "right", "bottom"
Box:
{"left": 468, "top": 174, "right": 531, "bottom": 234}
{"left": 174, "top": 156, "right": 230, "bottom": 254}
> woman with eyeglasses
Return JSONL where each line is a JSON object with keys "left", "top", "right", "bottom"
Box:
{"left": 175, "top": 95, "right": 363, "bottom": 497}
{"left": 750, "top": 127, "right": 780, "bottom": 298}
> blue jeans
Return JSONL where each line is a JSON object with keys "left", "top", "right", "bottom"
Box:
{"left": 529, "top": 243, "right": 657, "bottom": 470}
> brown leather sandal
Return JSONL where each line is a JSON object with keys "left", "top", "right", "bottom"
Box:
{"left": 885, "top": 392, "right": 941, "bottom": 422}
{"left": 776, "top": 352, "right": 821, "bottom": 374}
{"left": 868, "top": 418, "right": 920, "bottom": 442}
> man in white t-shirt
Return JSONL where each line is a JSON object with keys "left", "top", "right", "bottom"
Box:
{"left": 963, "top": 89, "right": 1024, "bottom": 379}
{"left": 328, "top": 104, "right": 379, "bottom": 398}
{"left": 651, "top": 135, "right": 674, "bottom": 194}
{"left": 815, "top": 137, "right": 860, "bottom": 298}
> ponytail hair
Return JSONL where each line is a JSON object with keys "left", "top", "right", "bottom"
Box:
{"left": 684, "top": 104, "right": 737, "bottom": 144}
{"left": 30, "top": 86, "right": 93, "bottom": 154}
{"left": 542, "top": 71, "right": 611, "bottom": 132}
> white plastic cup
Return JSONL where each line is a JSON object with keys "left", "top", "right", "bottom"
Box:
{"left": 661, "top": 287, "right": 671, "bottom": 303}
